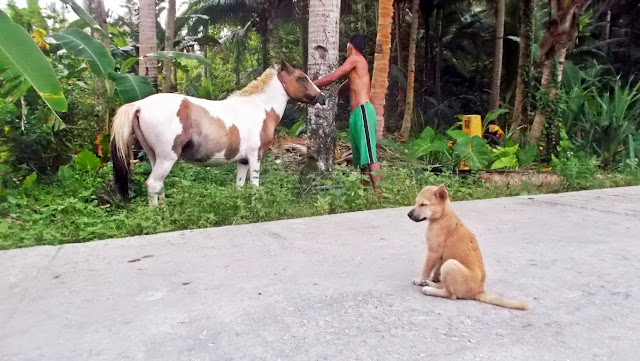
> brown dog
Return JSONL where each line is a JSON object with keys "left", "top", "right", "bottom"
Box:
{"left": 408, "top": 185, "right": 528, "bottom": 310}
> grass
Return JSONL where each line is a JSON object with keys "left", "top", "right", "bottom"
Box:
{"left": 1, "top": 144, "right": 639, "bottom": 250}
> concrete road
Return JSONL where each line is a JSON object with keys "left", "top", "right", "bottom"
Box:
{"left": 1, "top": 187, "right": 639, "bottom": 361}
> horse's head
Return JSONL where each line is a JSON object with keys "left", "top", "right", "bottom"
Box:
{"left": 277, "top": 61, "right": 327, "bottom": 106}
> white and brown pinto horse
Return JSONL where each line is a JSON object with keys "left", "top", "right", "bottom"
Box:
{"left": 110, "top": 61, "right": 326, "bottom": 205}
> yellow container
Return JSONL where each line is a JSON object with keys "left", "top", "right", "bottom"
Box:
{"left": 460, "top": 115, "right": 482, "bottom": 170}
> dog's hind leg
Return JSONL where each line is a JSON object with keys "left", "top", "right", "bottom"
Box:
{"left": 422, "top": 286, "right": 455, "bottom": 299}
{"left": 439, "top": 259, "right": 482, "bottom": 299}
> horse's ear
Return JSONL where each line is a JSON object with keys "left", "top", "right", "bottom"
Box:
{"left": 278, "top": 60, "right": 294, "bottom": 73}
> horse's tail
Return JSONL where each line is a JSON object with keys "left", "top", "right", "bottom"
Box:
{"left": 476, "top": 293, "right": 529, "bottom": 310}
{"left": 110, "top": 102, "right": 139, "bottom": 201}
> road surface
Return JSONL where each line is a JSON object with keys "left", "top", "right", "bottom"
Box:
{"left": 2, "top": 186, "right": 639, "bottom": 360}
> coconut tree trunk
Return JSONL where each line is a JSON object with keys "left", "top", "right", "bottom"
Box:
{"left": 399, "top": 0, "right": 419, "bottom": 140}
{"left": 511, "top": 0, "right": 535, "bottom": 138}
{"left": 435, "top": 7, "right": 442, "bottom": 105}
{"left": 139, "top": 0, "right": 158, "bottom": 89}
{"left": 84, "top": 0, "right": 109, "bottom": 47}
{"left": 420, "top": 0, "right": 435, "bottom": 84}
{"left": 490, "top": 0, "right": 505, "bottom": 110}
{"left": 394, "top": 1, "right": 402, "bottom": 69}
{"left": 295, "top": 0, "right": 309, "bottom": 71}
{"left": 370, "top": 0, "right": 395, "bottom": 138}
{"left": 529, "top": 0, "right": 586, "bottom": 145}
{"left": 306, "top": 0, "right": 340, "bottom": 172}
{"left": 162, "top": 0, "right": 175, "bottom": 93}
{"left": 394, "top": 0, "right": 405, "bottom": 120}
{"left": 84, "top": 0, "right": 110, "bottom": 133}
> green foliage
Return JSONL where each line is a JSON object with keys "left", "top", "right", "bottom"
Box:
{"left": 286, "top": 117, "right": 306, "bottom": 137}
{"left": 59, "top": 0, "right": 109, "bottom": 39}
{"left": 576, "top": 80, "right": 640, "bottom": 168}
{"left": 482, "top": 108, "right": 509, "bottom": 130}
{"left": 146, "top": 51, "right": 213, "bottom": 67}
{"left": 410, "top": 122, "right": 515, "bottom": 170}
{"left": 51, "top": 27, "right": 154, "bottom": 103}
{"left": 0, "top": 10, "right": 67, "bottom": 118}
{"left": 2, "top": 149, "right": 638, "bottom": 250}
{"left": 624, "top": 134, "right": 638, "bottom": 171}
{"left": 111, "top": 73, "right": 155, "bottom": 102}
{"left": 74, "top": 150, "right": 100, "bottom": 172}
{"left": 454, "top": 136, "right": 491, "bottom": 170}
{"left": 51, "top": 28, "right": 115, "bottom": 77}
{"left": 490, "top": 145, "right": 519, "bottom": 170}
{"left": 517, "top": 144, "right": 538, "bottom": 167}
{"left": 410, "top": 127, "right": 449, "bottom": 159}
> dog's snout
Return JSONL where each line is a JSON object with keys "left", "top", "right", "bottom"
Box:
{"left": 407, "top": 210, "right": 414, "bottom": 219}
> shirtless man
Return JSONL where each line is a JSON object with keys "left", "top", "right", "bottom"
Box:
{"left": 313, "top": 34, "right": 381, "bottom": 195}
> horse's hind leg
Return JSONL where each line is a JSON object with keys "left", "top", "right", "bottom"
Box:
{"left": 132, "top": 116, "right": 156, "bottom": 168}
{"left": 146, "top": 153, "right": 178, "bottom": 206}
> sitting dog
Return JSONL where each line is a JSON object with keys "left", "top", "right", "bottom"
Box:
{"left": 408, "top": 185, "right": 528, "bottom": 310}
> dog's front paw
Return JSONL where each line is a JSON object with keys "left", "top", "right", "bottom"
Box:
{"left": 413, "top": 278, "right": 428, "bottom": 286}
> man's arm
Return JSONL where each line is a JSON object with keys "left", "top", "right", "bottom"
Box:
{"left": 313, "top": 57, "right": 356, "bottom": 88}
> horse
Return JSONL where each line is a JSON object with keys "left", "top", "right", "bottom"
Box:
{"left": 110, "top": 61, "right": 326, "bottom": 206}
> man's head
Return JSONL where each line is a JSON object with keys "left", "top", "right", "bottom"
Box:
{"left": 348, "top": 34, "right": 367, "bottom": 56}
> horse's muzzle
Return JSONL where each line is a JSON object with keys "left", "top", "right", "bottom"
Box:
{"left": 314, "top": 93, "right": 327, "bottom": 106}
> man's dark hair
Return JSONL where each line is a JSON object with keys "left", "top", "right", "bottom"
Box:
{"left": 349, "top": 34, "right": 367, "bottom": 54}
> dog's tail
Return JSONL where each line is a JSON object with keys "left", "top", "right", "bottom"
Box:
{"left": 476, "top": 293, "right": 529, "bottom": 310}
{"left": 110, "top": 102, "right": 139, "bottom": 201}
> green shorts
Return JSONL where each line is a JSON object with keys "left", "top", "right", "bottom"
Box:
{"left": 349, "top": 102, "right": 378, "bottom": 169}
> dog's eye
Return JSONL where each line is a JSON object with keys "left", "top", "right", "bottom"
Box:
{"left": 421, "top": 203, "right": 429, "bottom": 207}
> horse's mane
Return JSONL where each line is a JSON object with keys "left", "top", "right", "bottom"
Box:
{"left": 228, "top": 67, "right": 277, "bottom": 98}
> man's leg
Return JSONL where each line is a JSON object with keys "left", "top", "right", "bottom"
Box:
{"left": 361, "top": 166, "right": 371, "bottom": 188}
{"left": 367, "top": 163, "right": 381, "bottom": 196}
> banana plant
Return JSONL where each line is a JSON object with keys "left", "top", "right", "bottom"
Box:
{"left": 51, "top": 28, "right": 155, "bottom": 129}
{"left": 145, "top": 51, "right": 214, "bottom": 67}
{"left": 59, "top": 0, "right": 109, "bottom": 39}
{"left": 0, "top": 10, "right": 67, "bottom": 129}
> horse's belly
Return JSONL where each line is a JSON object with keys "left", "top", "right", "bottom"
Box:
{"left": 182, "top": 152, "right": 236, "bottom": 166}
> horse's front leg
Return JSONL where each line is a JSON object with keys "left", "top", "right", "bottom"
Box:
{"left": 236, "top": 160, "right": 249, "bottom": 187}
{"left": 248, "top": 156, "right": 261, "bottom": 186}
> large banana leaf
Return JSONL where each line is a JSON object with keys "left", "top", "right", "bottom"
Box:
{"left": 119, "top": 57, "right": 138, "bottom": 73}
{"left": 59, "top": 0, "right": 110, "bottom": 40}
{"left": 145, "top": 51, "right": 213, "bottom": 68}
{"left": 110, "top": 73, "right": 155, "bottom": 103}
{"left": 0, "top": 10, "right": 66, "bottom": 112}
{"left": 52, "top": 28, "right": 115, "bottom": 77}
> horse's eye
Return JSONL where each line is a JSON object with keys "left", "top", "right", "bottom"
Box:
{"left": 297, "top": 76, "right": 307, "bottom": 84}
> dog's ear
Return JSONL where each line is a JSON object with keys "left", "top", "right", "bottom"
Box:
{"left": 435, "top": 184, "right": 448, "bottom": 201}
